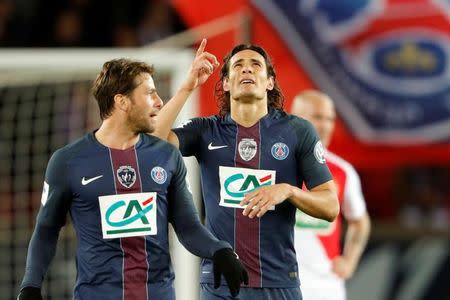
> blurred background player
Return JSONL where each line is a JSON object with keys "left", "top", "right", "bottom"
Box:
{"left": 17, "top": 48, "right": 248, "bottom": 300}
{"left": 154, "top": 43, "right": 339, "bottom": 300}
{"left": 291, "top": 90, "right": 371, "bottom": 300}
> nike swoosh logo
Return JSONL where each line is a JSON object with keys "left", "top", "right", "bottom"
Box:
{"left": 208, "top": 142, "right": 228, "bottom": 150}
{"left": 81, "top": 175, "right": 103, "bottom": 185}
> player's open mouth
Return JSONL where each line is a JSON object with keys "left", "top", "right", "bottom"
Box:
{"left": 240, "top": 79, "right": 255, "bottom": 85}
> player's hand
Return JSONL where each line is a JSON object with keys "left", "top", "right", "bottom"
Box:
{"left": 213, "top": 248, "right": 249, "bottom": 297}
{"left": 332, "top": 256, "right": 357, "bottom": 279}
{"left": 182, "top": 38, "right": 220, "bottom": 92}
{"left": 241, "top": 183, "right": 292, "bottom": 218}
{"left": 17, "top": 287, "right": 42, "bottom": 300}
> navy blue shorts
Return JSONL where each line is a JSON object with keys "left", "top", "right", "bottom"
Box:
{"left": 200, "top": 284, "right": 302, "bottom": 300}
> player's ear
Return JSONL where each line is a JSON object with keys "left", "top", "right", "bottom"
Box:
{"left": 267, "top": 76, "right": 274, "bottom": 91}
{"left": 114, "top": 94, "right": 129, "bottom": 112}
{"left": 223, "top": 77, "right": 230, "bottom": 92}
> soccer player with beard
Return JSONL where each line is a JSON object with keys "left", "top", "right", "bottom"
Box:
{"left": 17, "top": 49, "right": 248, "bottom": 300}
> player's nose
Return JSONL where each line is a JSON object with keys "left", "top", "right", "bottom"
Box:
{"left": 241, "top": 63, "right": 253, "bottom": 74}
{"left": 154, "top": 94, "right": 163, "bottom": 109}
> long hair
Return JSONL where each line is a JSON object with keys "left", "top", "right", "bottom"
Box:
{"left": 214, "top": 44, "right": 284, "bottom": 116}
{"left": 92, "top": 58, "right": 154, "bottom": 120}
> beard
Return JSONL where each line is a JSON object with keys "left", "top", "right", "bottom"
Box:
{"left": 126, "top": 109, "right": 155, "bottom": 134}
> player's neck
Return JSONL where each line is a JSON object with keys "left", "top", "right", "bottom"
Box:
{"left": 95, "top": 118, "right": 140, "bottom": 150}
{"left": 230, "top": 100, "right": 268, "bottom": 128}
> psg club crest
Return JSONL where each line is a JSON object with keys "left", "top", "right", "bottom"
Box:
{"left": 252, "top": 0, "right": 450, "bottom": 143}
{"left": 117, "top": 165, "right": 136, "bottom": 188}
{"left": 238, "top": 138, "right": 257, "bottom": 161}
{"left": 151, "top": 166, "right": 167, "bottom": 184}
{"left": 271, "top": 142, "right": 289, "bottom": 160}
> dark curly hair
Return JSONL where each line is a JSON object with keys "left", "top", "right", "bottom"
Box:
{"left": 214, "top": 44, "right": 284, "bottom": 116}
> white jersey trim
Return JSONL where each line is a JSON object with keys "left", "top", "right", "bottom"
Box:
{"left": 326, "top": 151, "right": 367, "bottom": 220}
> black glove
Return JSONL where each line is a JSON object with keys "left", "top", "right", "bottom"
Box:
{"left": 17, "top": 287, "right": 42, "bottom": 300}
{"left": 213, "top": 248, "right": 249, "bottom": 297}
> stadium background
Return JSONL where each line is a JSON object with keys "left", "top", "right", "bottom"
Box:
{"left": 1, "top": 0, "right": 449, "bottom": 299}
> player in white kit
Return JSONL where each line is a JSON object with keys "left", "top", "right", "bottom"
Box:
{"left": 291, "top": 90, "right": 371, "bottom": 300}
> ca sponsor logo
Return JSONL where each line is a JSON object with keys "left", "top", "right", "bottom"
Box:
{"left": 98, "top": 192, "right": 157, "bottom": 238}
{"left": 219, "top": 166, "right": 275, "bottom": 210}
{"left": 295, "top": 209, "right": 334, "bottom": 235}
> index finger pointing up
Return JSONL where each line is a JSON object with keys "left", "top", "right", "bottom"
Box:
{"left": 196, "top": 38, "right": 207, "bottom": 57}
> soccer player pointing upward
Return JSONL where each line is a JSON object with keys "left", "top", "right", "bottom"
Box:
{"left": 18, "top": 43, "right": 247, "bottom": 300}
{"left": 155, "top": 42, "right": 339, "bottom": 300}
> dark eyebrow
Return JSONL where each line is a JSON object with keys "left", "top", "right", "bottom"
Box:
{"left": 232, "top": 58, "right": 263, "bottom": 66}
{"left": 232, "top": 58, "right": 244, "bottom": 66}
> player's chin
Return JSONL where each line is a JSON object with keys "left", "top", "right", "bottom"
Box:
{"left": 136, "top": 121, "right": 155, "bottom": 134}
{"left": 146, "top": 122, "right": 156, "bottom": 133}
{"left": 237, "top": 93, "right": 258, "bottom": 102}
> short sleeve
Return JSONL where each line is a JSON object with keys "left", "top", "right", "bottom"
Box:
{"left": 342, "top": 164, "right": 367, "bottom": 220}
{"left": 295, "top": 119, "right": 332, "bottom": 189}
{"left": 172, "top": 117, "right": 208, "bottom": 157}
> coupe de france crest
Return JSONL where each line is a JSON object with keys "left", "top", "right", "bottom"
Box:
{"left": 117, "top": 165, "right": 136, "bottom": 188}
{"left": 252, "top": 0, "right": 450, "bottom": 143}
{"left": 314, "top": 141, "right": 326, "bottom": 164}
{"left": 238, "top": 138, "right": 257, "bottom": 161}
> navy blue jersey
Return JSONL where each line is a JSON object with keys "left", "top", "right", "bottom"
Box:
{"left": 173, "top": 109, "right": 332, "bottom": 288}
{"left": 21, "top": 132, "right": 229, "bottom": 300}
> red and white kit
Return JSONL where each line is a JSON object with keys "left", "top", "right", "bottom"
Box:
{"left": 295, "top": 151, "right": 367, "bottom": 300}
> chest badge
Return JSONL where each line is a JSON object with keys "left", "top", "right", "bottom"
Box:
{"left": 151, "top": 166, "right": 167, "bottom": 184}
{"left": 117, "top": 166, "right": 136, "bottom": 188}
{"left": 271, "top": 142, "right": 289, "bottom": 160}
{"left": 238, "top": 138, "right": 257, "bottom": 161}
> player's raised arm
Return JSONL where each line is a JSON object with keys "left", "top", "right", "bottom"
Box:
{"left": 152, "top": 38, "right": 219, "bottom": 147}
